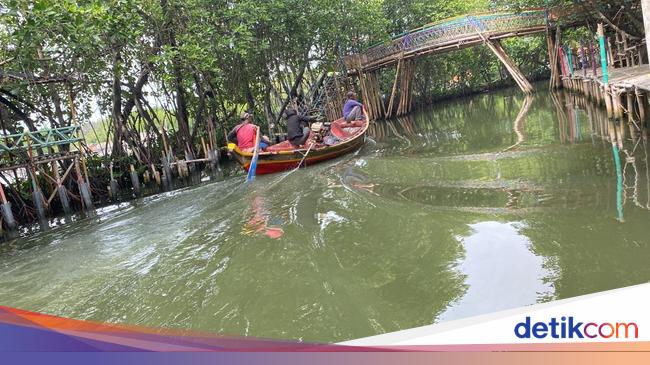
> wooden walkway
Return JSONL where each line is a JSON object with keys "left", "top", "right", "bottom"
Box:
{"left": 568, "top": 65, "right": 650, "bottom": 89}
{"left": 600, "top": 66, "right": 650, "bottom": 91}
{"left": 563, "top": 65, "right": 650, "bottom": 149}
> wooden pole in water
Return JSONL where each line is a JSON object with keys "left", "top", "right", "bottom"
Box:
{"left": 386, "top": 56, "right": 403, "bottom": 119}
{"left": 0, "top": 182, "right": 17, "bottom": 235}
{"left": 472, "top": 22, "right": 532, "bottom": 94}
{"left": 487, "top": 39, "right": 533, "bottom": 94}
{"left": 547, "top": 29, "right": 561, "bottom": 90}
{"left": 52, "top": 161, "right": 72, "bottom": 215}
{"left": 75, "top": 157, "right": 94, "bottom": 214}
{"left": 407, "top": 60, "right": 415, "bottom": 113}
{"left": 130, "top": 164, "right": 141, "bottom": 196}
{"left": 636, "top": 87, "right": 647, "bottom": 123}
{"left": 370, "top": 71, "right": 386, "bottom": 118}
{"left": 626, "top": 90, "right": 638, "bottom": 139}
{"left": 109, "top": 162, "right": 119, "bottom": 200}
{"left": 604, "top": 85, "right": 614, "bottom": 119}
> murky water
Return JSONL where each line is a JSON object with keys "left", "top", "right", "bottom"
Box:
{"left": 2, "top": 87, "right": 650, "bottom": 342}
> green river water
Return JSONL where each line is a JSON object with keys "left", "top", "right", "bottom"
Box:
{"left": 1, "top": 87, "right": 650, "bottom": 342}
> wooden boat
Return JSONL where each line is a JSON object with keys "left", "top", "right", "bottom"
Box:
{"left": 228, "top": 116, "right": 369, "bottom": 175}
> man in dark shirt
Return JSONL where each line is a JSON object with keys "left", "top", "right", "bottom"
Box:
{"left": 286, "top": 108, "right": 316, "bottom": 147}
{"left": 342, "top": 91, "right": 364, "bottom": 122}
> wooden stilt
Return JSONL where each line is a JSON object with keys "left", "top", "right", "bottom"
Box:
{"left": 109, "top": 162, "right": 119, "bottom": 200}
{"left": 604, "top": 85, "right": 614, "bottom": 119}
{"left": 130, "top": 164, "right": 141, "bottom": 196}
{"left": 386, "top": 56, "right": 403, "bottom": 119}
{"left": 0, "top": 183, "right": 17, "bottom": 236}
{"left": 635, "top": 87, "right": 646, "bottom": 125}
{"left": 397, "top": 60, "right": 415, "bottom": 116}
{"left": 161, "top": 155, "right": 173, "bottom": 191}
{"left": 485, "top": 39, "right": 534, "bottom": 94}
{"left": 547, "top": 28, "right": 561, "bottom": 89}
{"left": 75, "top": 157, "right": 94, "bottom": 214}
{"left": 52, "top": 161, "right": 72, "bottom": 215}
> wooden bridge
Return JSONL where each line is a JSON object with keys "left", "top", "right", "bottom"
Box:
{"left": 343, "top": 6, "right": 585, "bottom": 120}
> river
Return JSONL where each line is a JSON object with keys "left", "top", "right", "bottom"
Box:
{"left": 1, "top": 87, "right": 649, "bottom": 342}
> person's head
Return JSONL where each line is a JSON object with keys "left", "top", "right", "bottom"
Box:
{"left": 240, "top": 111, "right": 252, "bottom": 124}
{"left": 347, "top": 91, "right": 357, "bottom": 100}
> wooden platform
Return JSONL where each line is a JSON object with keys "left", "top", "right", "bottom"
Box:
{"left": 571, "top": 65, "right": 650, "bottom": 91}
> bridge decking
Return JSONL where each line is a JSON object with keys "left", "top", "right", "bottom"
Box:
{"left": 567, "top": 65, "right": 650, "bottom": 93}
{"left": 592, "top": 66, "right": 650, "bottom": 91}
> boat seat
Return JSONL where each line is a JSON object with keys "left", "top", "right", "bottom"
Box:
{"left": 331, "top": 123, "right": 351, "bottom": 140}
{"left": 331, "top": 120, "right": 365, "bottom": 140}
{"left": 264, "top": 132, "right": 316, "bottom": 152}
{"left": 264, "top": 140, "right": 297, "bottom": 153}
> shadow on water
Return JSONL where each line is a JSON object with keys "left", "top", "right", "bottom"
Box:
{"left": 1, "top": 86, "right": 650, "bottom": 342}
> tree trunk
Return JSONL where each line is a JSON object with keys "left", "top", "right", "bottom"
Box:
{"left": 191, "top": 73, "right": 207, "bottom": 142}
{"left": 161, "top": 0, "right": 193, "bottom": 158}
{"left": 111, "top": 49, "right": 124, "bottom": 157}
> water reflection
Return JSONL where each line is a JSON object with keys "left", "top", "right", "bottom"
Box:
{"left": 439, "top": 221, "right": 554, "bottom": 322}
{"left": 557, "top": 91, "right": 650, "bottom": 221}
{"left": 242, "top": 191, "right": 285, "bottom": 239}
{"left": 503, "top": 95, "right": 532, "bottom": 152}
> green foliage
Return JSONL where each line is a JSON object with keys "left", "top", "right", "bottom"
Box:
{"left": 0, "top": 0, "right": 623, "bottom": 160}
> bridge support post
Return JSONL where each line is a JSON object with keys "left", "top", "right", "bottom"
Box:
{"left": 547, "top": 28, "right": 562, "bottom": 89}
{"left": 75, "top": 157, "right": 95, "bottom": 215}
{"left": 397, "top": 59, "right": 415, "bottom": 116}
{"left": 385, "top": 57, "right": 415, "bottom": 118}
{"left": 386, "top": 56, "right": 403, "bottom": 119}
{"left": 0, "top": 184, "right": 17, "bottom": 238}
{"left": 365, "top": 71, "right": 385, "bottom": 120}
{"left": 29, "top": 170, "right": 48, "bottom": 230}
{"left": 130, "top": 164, "right": 141, "bottom": 197}
{"left": 486, "top": 39, "right": 534, "bottom": 94}
{"left": 52, "top": 161, "right": 72, "bottom": 216}
{"left": 350, "top": 56, "right": 384, "bottom": 120}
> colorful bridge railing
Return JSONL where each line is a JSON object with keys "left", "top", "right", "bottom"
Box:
{"left": 351, "top": 6, "right": 583, "bottom": 71}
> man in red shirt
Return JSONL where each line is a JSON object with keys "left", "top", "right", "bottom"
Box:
{"left": 227, "top": 112, "right": 271, "bottom": 151}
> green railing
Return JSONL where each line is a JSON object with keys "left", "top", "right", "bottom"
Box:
{"left": 0, "top": 125, "right": 82, "bottom": 153}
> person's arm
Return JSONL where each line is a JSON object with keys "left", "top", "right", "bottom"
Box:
{"left": 298, "top": 115, "right": 315, "bottom": 128}
{"left": 300, "top": 115, "right": 316, "bottom": 124}
{"left": 227, "top": 125, "right": 240, "bottom": 142}
{"left": 353, "top": 100, "right": 363, "bottom": 107}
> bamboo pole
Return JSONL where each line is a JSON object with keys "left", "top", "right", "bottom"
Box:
{"left": 386, "top": 56, "right": 403, "bottom": 119}
{"left": 636, "top": 87, "right": 646, "bottom": 122}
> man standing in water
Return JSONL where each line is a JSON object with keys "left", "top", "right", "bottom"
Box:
{"left": 227, "top": 112, "right": 272, "bottom": 151}
{"left": 343, "top": 91, "right": 364, "bottom": 122}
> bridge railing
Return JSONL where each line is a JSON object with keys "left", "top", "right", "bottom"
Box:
{"left": 0, "top": 125, "right": 82, "bottom": 154}
{"left": 362, "top": 9, "right": 549, "bottom": 67}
